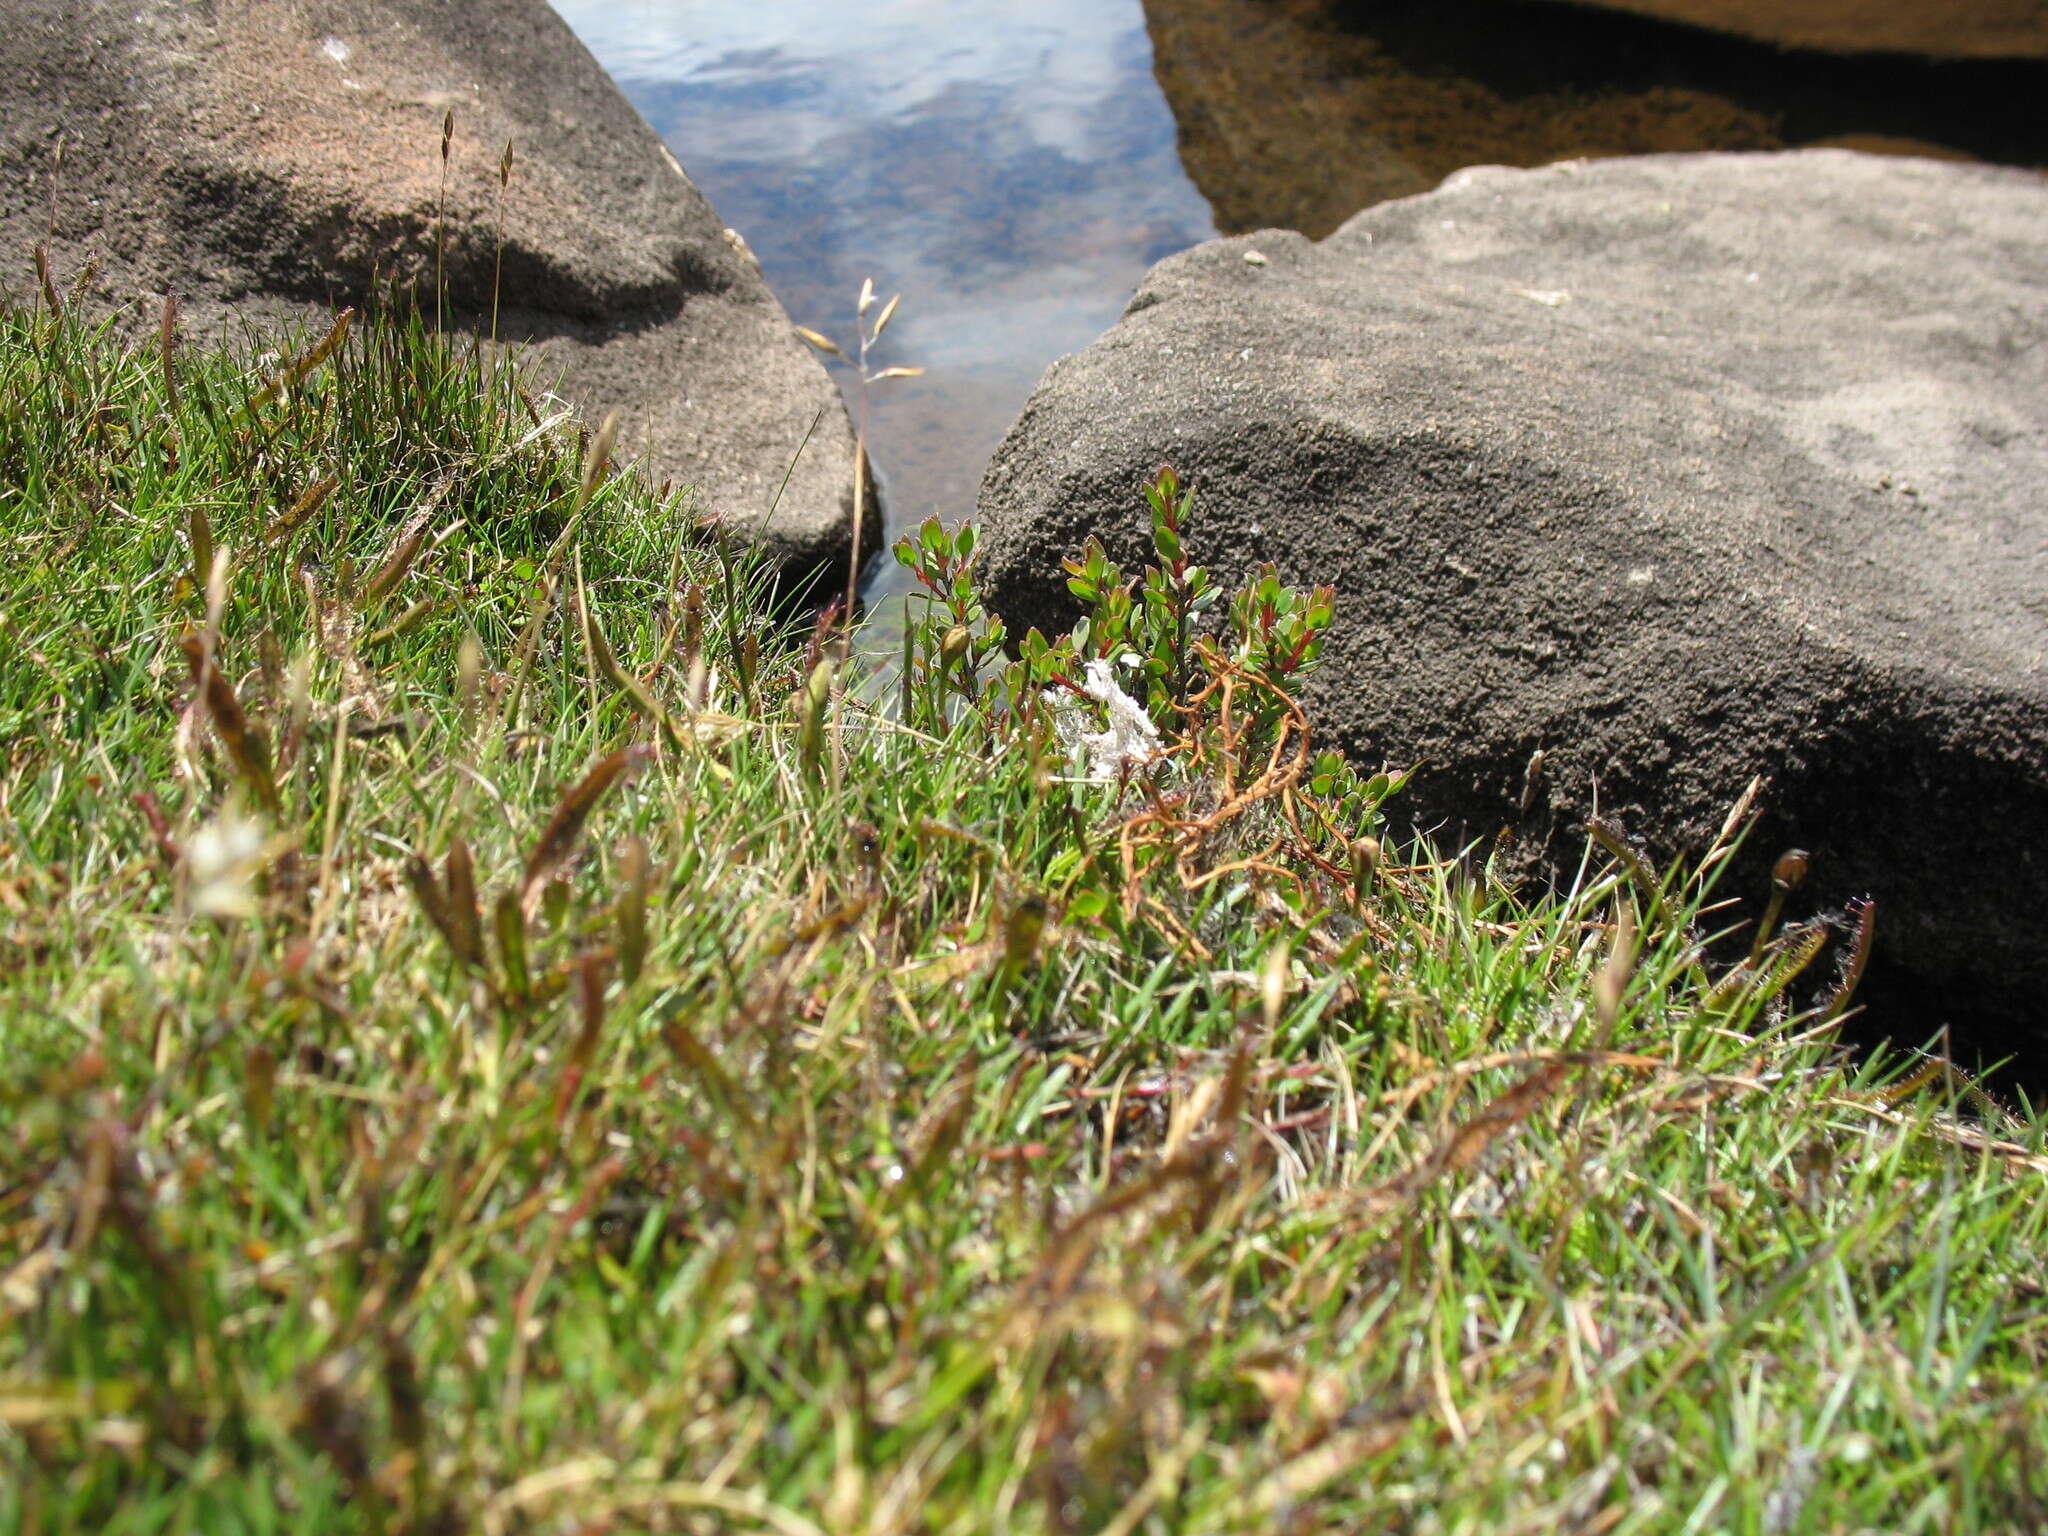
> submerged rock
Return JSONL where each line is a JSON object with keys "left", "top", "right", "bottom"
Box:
{"left": 977, "top": 150, "right": 2048, "bottom": 1049}
{"left": 1142, "top": 0, "right": 2048, "bottom": 239}
{"left": 1528, "top": 0, "right": 2048, "bottom": 60}
{"left": 0, "top": 0, "right": 870, "bottom": 587}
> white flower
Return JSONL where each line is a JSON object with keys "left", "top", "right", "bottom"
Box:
{"left": 1049, "top": 657, "right": 1164, "bottom": 780}
{"left": 186, "top": 803, "right": 268, "bottom": 919}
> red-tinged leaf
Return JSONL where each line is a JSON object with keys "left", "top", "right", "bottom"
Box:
{"left": 443, "top": 835, "right": 485, "bottom": 969}
{"left": 159, "top": 292, "right": 181, "bottom": 412}
{"left": 34, "top": 243, "right": 61, "bottom": 319}
{"left": 180, "top": 631, "right": 280, "bottom": 816}
{"left": 553, "top": 952, "right": 612, "bottom": 1128}
{"left": 405, "top": 854, "right": 461, "bottom": 961}
{"left": 132, "top": 791, "right": 181, "bottom": 873}
{"left": 519, "top": 746, "right": 652, "bottom": 917}
{"left": 358, "top": 482, "right": 450, "bottom": 610}
{"left": 904, "top": 1068, "right": 977, "bottom": 1195}
{"left": 494, "top": 890, "right": 529, "bottom": 1001}
{"left": 660, "top": 1015, "right": 757, "bottom": 1142}
{"left": 1431, "top": 1060, "right": 1574, "bottom": 1179}
{"left": 188, "top": 503, "right": 214, "bottom": 597}
{"left": 615, "top": 836, "right": 649, "bottom": 985}
{"left": 1823, "top": 897, "right": 1878, "bottom": 1021}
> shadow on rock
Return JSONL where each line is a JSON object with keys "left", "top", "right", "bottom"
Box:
{"left": 0, "top": 0, "right": 872, "bottom": 589}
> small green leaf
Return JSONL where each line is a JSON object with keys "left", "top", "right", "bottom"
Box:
{"left": 1067, "top": 890, "right": 1110, "bottom": 923}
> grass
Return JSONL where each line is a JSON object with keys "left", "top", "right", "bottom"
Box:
{"left": 3, "top": 289, "right": 2047, "bottom": 1535}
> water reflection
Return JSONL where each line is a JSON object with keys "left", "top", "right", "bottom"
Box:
{"left": 547, "top": 0, "right": 1218, "bottom": 602}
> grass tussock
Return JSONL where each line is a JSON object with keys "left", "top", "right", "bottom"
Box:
{"left": 3, "top": 290, "right": 2047, "bottom": 1535}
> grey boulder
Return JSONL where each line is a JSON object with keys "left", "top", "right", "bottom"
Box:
{"left": 0, "top": 0, "right": 868, "bottom": 587}
{"left": 977, "top": 150, "right": 2048, "bottom": 1046}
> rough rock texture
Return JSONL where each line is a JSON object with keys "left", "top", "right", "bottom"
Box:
{"left": 1142, "top": 0, "right": 2048, "bottom": 239}
{"left": 1533, "top": 0, "right": 2048, "bottom": 59}
{"left": 978, "top": 150, "right": 2048, "bottom": 1049}
{"left": 0, "top": 0, "right": 869, "bottom": 586}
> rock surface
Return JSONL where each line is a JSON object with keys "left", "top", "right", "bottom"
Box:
{"left": 1531, "top": 0, "right": 2048, "bottom": 60}
{"left": 977, "top": 150, "right": 2048, "bottom": 1045}
{"left": 1142, "top": 0, "right": 2048, "bottom": 239}
{"left": 0, "top": 0, "right": 868, "bottom": 586}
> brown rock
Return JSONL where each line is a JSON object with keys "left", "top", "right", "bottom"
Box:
{"left": 1143, "top": 0, "right": 2048, "bottom": 238}
{"left": 1529, "top": 0, "right": 2048, "bottom": 60}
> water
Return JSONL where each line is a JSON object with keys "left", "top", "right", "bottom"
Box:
{"left": 546, "top": 0, "right": 1218, "bottom": 603}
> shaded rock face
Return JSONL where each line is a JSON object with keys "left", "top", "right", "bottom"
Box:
{"left": 977, "top": 151, "right": 2048, "bottom": 1054}
{"left": 0, "top": 0, "right": 869, "bottom": 587}
{"left": 1532, "top": 0, "right": 2048, "bottom": 60}
{"left": 1143, "top": 0, "right": 2048, "bottom": 240}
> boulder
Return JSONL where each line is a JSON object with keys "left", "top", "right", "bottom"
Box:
{"left": 1528, "top": 0, "right": 2048, "bottom": 60}
{"left": 1141, "top": 0, "right": 2048, "bottom": 240}
{"left": 977, "top": 150, "right": 2048, "bottom": 1050}
{"left": 0, "top": 0, "right": 869, "bottom": 587}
